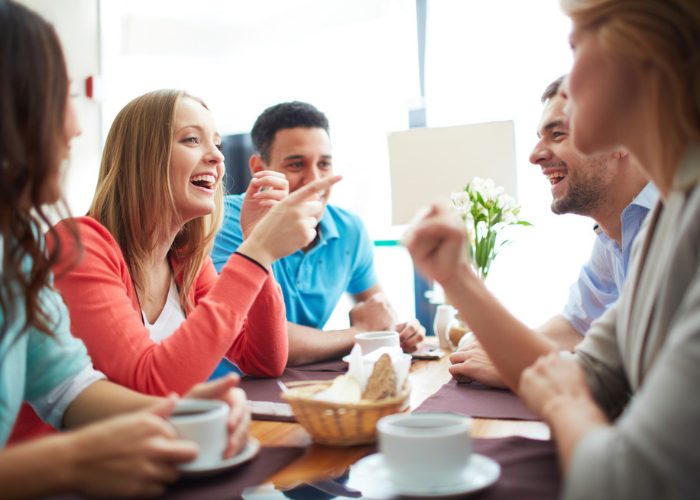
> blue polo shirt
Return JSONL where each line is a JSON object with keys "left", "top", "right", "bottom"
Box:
{"left": 212, "top": 194, "right": 378, "bottom": 329}
{"left": 562, "top": 182, "right": 659, "bottom": 334}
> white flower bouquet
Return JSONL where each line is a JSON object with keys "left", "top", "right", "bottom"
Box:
{"left": 450, "top": 177, "right": 531, "bottom": 280}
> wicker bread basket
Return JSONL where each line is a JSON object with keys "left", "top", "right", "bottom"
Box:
{"left": 281, "top": 380, "right": 410, "bottom": 446}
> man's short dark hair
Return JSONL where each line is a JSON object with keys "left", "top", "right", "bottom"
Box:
{"left": 251, "top": 101, "right": 330, "bottom": 163}
{"left": 541, "top": 75, "right": 566, "bottom": 103}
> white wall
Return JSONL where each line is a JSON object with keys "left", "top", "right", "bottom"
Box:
{"left": 19, "top": 1, "right": 591, "bottom": 331}
{"left": 18, "top": 0, "right": 102, "bottom": 215}
{"left": 424, "top": 1, "right": 592, "bottom": 328}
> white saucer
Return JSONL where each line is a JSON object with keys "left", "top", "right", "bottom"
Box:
{"left": 349, "top": 452, "right": 500, "bottom": 497}
{"left": 180, "top": 437, "right": 260, "bottom": 478}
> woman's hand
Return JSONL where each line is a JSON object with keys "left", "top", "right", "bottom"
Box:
{"left": 403, "top": 204, "right": 474, "bottom": 288}
{"left": 240, "top": 171, "right": 290, "bottom": 239}
{"left": 518, "top": 352, "right": 596, "bottom": 418}
{"left": 519, "top": 352, "right": 609, "bottom": 470}
{"left": 185, "top": 374, "right": 251, "bottom": 458}
{"left": 519, "top": 353, "right": 608, "bottom": 432}
{"left": 65, "top": 397, "right": 197, "bottom": 498}
{"left": 238, "top": 175, "right": 342, "bottom": 267}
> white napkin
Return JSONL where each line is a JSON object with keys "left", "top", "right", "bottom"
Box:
{"left": 347, "top": 345, "right": 410, "bottom": 394}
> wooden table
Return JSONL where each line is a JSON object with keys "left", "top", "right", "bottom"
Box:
{"left": 250, "top": 350, "right": 550, "bottom": 490}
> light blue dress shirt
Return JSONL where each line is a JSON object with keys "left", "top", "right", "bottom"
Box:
{"left": 0, "top": 255, "right": 94, "bottom": 445}
{"left": 212, "top": 194, "right": 378, "bottom": 329}
{"left": 562, "top": 183, "right": 659, "bottom": 334}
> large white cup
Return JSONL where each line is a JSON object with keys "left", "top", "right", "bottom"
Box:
{"left": 378, "top": 413, "right": 472, "bottom": 490}
{"left": 354, "top": 330, "right": 400, "bottom": 355}
{"left": 169, "top": 399, "right": 228, "bottom": 470}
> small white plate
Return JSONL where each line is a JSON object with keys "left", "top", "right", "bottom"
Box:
{"left": 349, "top": 452, "right": 500, "bottom": 498}
{"left": 180, "top": 437, "right": 260, "bottom": 478}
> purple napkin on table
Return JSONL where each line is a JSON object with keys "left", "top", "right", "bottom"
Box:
{"left": 474, "top": 436, "right": 561, "bottom": 500}
{"left": 48, "top": 446, "right": 305, "bottom": 500}
{"left": 414, "top": 379, "right": 539, "bottom": 420}
{"left": 288, "top": 359, "right": 348, "bottom": 372}
{"left": 240, "top": 362, "right": 346, "bottom": 405}
{"left": 165, "top": 446, "right": 305, "bottom": 500}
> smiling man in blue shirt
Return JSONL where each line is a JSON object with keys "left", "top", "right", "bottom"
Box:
{"left": 212, "top": 101, "right": 424, "bottom": 367}
{"left": 450, "top": 76, "right": 658, "bottom": 387}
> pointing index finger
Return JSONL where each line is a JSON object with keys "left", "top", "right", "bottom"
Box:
{"left": 286, "top": 175, "right": 342, "bottom": 203}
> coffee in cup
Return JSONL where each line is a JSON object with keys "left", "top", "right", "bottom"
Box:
{"left": 169, "top": 399, "right": 228, "bottom": 470}
{"left": 354, "top": 331, "right": 400, "bottom": 355}
{"left": 377, "top": 413, "right": 471, "bottom": 490}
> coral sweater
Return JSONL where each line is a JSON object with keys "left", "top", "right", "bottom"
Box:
{"left": 9, "top": 216, "right": 287, "bottom": 442}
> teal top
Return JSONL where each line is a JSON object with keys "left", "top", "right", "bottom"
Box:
{"left": 0, "top": 252, "right": 93, "bottom": 445}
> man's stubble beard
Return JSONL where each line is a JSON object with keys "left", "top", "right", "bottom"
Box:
{"left": 550, "top": 156, "right": 610, "bottom": 216}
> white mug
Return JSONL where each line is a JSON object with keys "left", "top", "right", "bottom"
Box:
{"left": 433, "top": 305, "right": 456, "bottom": 350}
{"left": 354, "top": 330, "right": 400, "bottom": 355}
{"left": 169, "top": 399, "right": 228, "bottom": 470}
{"left": 378, "top": 413, "right": 472, "bottom": 490}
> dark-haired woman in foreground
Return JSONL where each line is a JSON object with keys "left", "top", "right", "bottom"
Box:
{"left": 0, "top": 1, "right": 249, "bottom": 496}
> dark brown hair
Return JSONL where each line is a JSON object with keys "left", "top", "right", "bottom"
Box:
{"left": 0, "top": 0, "right": 77, "bottom": 339}
{"left": 251, "top": 101, "right": 330, "bottom": 163}
{"left": 541, "top": 75, "right": 566, "bottom": 103}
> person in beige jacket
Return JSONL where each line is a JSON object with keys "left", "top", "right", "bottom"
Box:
{"left": 404, "top": 1, "right": 700, "bottom": 498}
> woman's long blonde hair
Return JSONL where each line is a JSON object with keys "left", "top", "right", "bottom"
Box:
{"left": 561, "top": 0, "right": 700, "bottom": 160}
{"left": 89, "top": 89, "right": 223, "bottom": 313}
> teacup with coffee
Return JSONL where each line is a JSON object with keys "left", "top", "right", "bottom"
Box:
{"left": 169, "top": 399, "right": 228, "bottom": 470}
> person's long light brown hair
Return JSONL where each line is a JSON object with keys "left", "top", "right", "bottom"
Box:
{"left": 89, "top": 90, "right": 224, "bottom": 313}
{"left": 0, "top": 0, "right": 79, "bottom": 340}
{"left": 561, "top": 0, "right": 700, "bottom": 170}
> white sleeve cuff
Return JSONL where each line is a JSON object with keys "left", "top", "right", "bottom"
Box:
{"left": 30, "top": 365, "right": 106, "bottom": 429}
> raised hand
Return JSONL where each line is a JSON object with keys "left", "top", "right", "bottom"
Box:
{"left": 403, "top": 204, "right": 474, "bottom": 287}
{"left": 237, "top": 175, "right": 342, "bottom": 267}
{"left": 67, "top": 398, "right": 197, "bottom": 498}
{"left": 185, "top": 374, "right": 250, "bottom": 458}
{"left": 240, "top": 171, "right": 289, "bottom": 239}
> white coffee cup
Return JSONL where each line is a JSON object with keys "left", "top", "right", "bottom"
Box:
{"left": 169, "top": 399, "right": 228, "bottom": 470}
{"left": 377, "top": 413, "right": 472, "bottom": 490}
{"left": 354, "top": 331, "right": 400, "bottom": 355}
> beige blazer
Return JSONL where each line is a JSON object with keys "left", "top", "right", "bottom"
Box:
{"left": 566, "top": 144, "right": 700, "bottom": 500}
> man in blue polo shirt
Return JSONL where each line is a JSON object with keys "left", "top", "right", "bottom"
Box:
{"left": 449, "top": 76, "right": 658, "bottom": 386}
{"left": 212, "top": 101, "right": 424, "bottom": 366}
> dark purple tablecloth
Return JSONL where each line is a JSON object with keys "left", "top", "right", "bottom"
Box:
{"left": 238, "top": 436, "right": 559, "bottom": 500}
{"left": 240, "top": 359, "right": 347, "bottom": 404}
{"left": 474, "top": 436, "right": 561, "bottom": 500}
{"left": 287, "top": 359, "right": 349, "bottom": 372}
{"left": 165, "top": 445, "right": 305, "bottom": 500}
{"left": 414, "top": 379, "right": 539, "bottom": 420}
{"left": 48, "top": 446, "right": 306, "bottom": 500}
